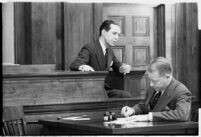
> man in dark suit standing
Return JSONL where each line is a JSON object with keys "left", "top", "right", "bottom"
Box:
{"left": 121, "top": 57, "right": 192, "bottom": 121}
{"left": 70, "top": 20, "right": 132, "bottom": 98}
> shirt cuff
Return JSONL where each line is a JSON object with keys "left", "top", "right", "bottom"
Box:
{"left": 119, "top": 66, "right": 122, "bottom": 72}
{"left": 148, "top": 112, "right": 153, "bottom": 121}
{"left": 132, "top": 109, "right": 135, "bottom": 116}
{"left": 78, "top": 65, "right": 84, "bottom": 71}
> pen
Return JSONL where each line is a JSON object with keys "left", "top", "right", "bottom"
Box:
{"left": 125, "top": 106, "right": 128, "bottom": 112}
{"left": 125, "top": 100, "right": 128, "bottom": 106}
{"left": 125, "top": 106, "right": 130, "bottom": 118}
{"left": 125, "top": 100, "right": 129, "bottom": 117}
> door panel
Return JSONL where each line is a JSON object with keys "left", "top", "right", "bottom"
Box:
{"left": 103, "top": 3, "right": 156, "bottom": 98}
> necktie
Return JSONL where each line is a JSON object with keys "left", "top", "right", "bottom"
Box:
{"left": 105, "top": 48, "right": 108, "bottom": 67}
{"left": 150, "top": 91, "right": 162, "bottom": 110}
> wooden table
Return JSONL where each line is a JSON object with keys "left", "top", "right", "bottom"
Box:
{"left": 38, "top": 115, "right": 198, "bottom": 135}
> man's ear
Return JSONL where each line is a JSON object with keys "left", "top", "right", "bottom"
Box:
{"left": 102, "top": 29, "right": 106, "bottom": 36}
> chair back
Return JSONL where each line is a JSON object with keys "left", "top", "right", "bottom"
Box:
{"left": 191, "top": 97, "right": 199, "bottom": 122}
{"left": 3, "top": 106, "right": 27, "bottom": 135}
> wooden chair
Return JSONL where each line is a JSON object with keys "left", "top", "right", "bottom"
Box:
{"left": 3, "top": 106, "right": 27, "bottom": 136}
{"left": 191, "top": 97, "right": 200, "bottom": 122}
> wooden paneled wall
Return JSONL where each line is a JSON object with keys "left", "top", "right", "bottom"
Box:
{"left": 64, "top": 3, "right": 93, "bottom": 70}
{"left": 14, "top": 3, "right": 26, "bottom": 64}
{"left": 31, "top": 3, "right": 57, "bottom": 64}
{"left": 156, "top": 4, "right": 166, "bottom": 57}
{"left": 14, "top": 2, "right": 102, "bottom": 70}
{"left": 64, "top": 3, "right": 103, "bottom": 70}
{"left": 171, "top": 3, "right": 199, "bottom": 97}
{"left": 3, "top": 64, "right": 56, "bottom": 74}
{"left": 56, "top": 3, "right": 64, "bottom": 70}
{"left": 93, "top": 3, "right": 103, "bottom": 41}
{"left": 14, "top": 3, "right": 60, "bottom": 67}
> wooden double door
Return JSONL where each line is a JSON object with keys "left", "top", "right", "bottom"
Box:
{"left": 102, "top": 3, "right": 158, "bottom": 98}
{"left": 103, "top": 3, "right": 156, "bottom": 70}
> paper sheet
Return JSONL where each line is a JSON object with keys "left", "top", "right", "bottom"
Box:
{"left": 104, "top": 118, "right": 153, "bottom": 128}
{"left": 104, "top": 117, "right": 132, "bottom": 124}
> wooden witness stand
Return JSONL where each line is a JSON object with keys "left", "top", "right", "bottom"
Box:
{"left": 3, "top": 66, "right": 109, "bottom": 106}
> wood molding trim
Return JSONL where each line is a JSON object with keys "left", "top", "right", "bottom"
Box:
{"left": 23, "top": 99, "right": 140, "bottom": 115}
{"left": 156, "top": 4, "right": 166, "bottom": 57}
{"left": 93, "top": 3, "right": 103, "bottom": 41}
{"left": 3, "top": 71, "right": 108, "bottom": 79}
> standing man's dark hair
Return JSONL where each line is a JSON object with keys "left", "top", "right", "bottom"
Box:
{"left": 99, "top": 20, "right": 118, "bottom": 36}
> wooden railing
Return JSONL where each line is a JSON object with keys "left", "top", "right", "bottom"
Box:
{"left": 3, "top": 71, "right": 108, "bottom": 106}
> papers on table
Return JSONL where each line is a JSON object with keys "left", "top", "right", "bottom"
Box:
{"left": 104, "top": 117, "right": 132, "bottom": 124}
{"left": 104, "top": 117, "right": 153, "bottom": 128}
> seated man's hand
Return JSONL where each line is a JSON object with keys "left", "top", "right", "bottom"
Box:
{"left": 119, "top": 63, "right": 131, "bottom": 75}
{"left": 121, "top": 106, "right": 135, "bottom": 117}
{"left": 79, "top": 65, "right": 95, "bottom": 72}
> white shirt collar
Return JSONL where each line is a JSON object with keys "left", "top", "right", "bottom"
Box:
{"left": 99, "top": 39, "right": 107, "bottom": 55}
{"left": 155, "top": 90, "right": 164, "bottom": 95}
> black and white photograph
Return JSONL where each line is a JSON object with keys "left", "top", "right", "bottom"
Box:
{"left": 2, "top": 0, "right": 201, "bottom": 136}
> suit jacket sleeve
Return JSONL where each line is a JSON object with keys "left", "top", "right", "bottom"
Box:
{"left": 132, "top": 88, "right": 151, "bottom": 115}
{"left": 111, "top": 52, "right": 122, "bottom": 72}
{"left": 70, "top": 45, "right": 91, "bottom": 71}
{"left": 152, "top": 87, "right": 192, "bottom": 121}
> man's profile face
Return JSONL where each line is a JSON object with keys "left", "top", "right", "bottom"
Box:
{"left": 103, "top": 24, "right": 120, "bottom": 46}
{"left": 147, "top": 70, "right": 169, "bottom": 91}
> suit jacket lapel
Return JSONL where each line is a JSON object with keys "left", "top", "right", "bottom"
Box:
{"left": 95, "top": 40, "right": 106, "bottom": 69}
{"left": 152, "top": 78, "right": 178, "bottom": 112}
{"left": 145, "top": 88, "right": 155, "bottom": 106}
